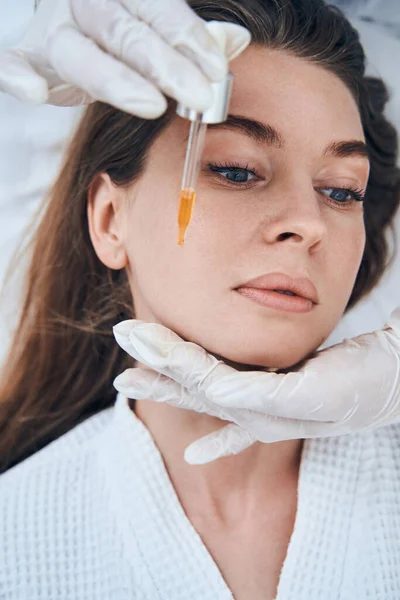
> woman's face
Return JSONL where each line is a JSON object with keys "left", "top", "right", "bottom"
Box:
{"left": 121, "top": 47, "right": 369, "bottom": 369}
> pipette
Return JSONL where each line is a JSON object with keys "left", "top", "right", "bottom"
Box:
{"left": 175, "top": 117, "right": 207, "bottom": 246}
{"left": 176, "top": 22, "right": 233, "bottom": 246}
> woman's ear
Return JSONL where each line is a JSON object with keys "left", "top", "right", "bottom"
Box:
{"left": 87, "top": 173, "right": 128, "bottom": 270}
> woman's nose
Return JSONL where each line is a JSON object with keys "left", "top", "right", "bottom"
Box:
{"left": 262, "top": 187, "right": 328, "bottom": 252}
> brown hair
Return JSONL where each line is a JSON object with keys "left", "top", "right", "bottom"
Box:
{"left": 1, "top": 0, "right": 399, "bottom": 473}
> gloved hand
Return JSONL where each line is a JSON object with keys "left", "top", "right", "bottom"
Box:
{"left": 0, "top": 0, "right": 250, "bottom": 117}
{"left": 113, "top": 305, "right": 400, "bottom": 464}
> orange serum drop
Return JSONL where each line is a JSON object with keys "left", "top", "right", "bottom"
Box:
{"left": 177, "top": 187, "right": 196, "bottom": 246}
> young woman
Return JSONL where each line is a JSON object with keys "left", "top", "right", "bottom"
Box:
{"left": 1, "top": 1, "right": 400, "bottom": 599}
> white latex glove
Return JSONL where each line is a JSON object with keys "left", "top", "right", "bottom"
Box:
{"left": 0, "top": 0, "right": 250, "bottom": 117}
{"left": 113, "top": 305, "right": 400, "bottom": 464}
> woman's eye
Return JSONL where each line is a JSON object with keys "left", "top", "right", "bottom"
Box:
{"left": 318, "top": 187, "right": 365, "bottom": 205}
{"left": 207, "top": 163, "right": 259, "bottom": 184}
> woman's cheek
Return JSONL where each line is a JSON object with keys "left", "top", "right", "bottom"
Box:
{"left": 353, "top": 220, "right": 367, "bottom": 268}
{"left": 340, "top": 220, "right": 366, "bottom": 297}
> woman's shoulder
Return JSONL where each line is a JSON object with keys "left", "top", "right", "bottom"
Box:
{"left": 0, "top": 408, "right": 114, "bottom": 536}
{"left": 0, "top": 398, "right": 170, "bottom": 600}
{"left": 0, "top": 406, "right": 113, "bottom": 488}
{"left": 0, "top": 406, "right": 113, "bottom": 531}
{"left": 0, "top": 406, "right": 128, "bottom": 599}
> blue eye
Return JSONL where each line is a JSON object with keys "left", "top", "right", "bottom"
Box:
{"left": 206, "top": 164, "right": 366, "bottom": 206}
{"left": 319, "top": 187, "right": 365, "bottom": 204}
{"left": 208, "top": 162, "right": 258, "bottom": 184}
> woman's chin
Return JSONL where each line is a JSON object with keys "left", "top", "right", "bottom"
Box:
{"left": 207, "top": 346, "right": 316, "bottom": 373}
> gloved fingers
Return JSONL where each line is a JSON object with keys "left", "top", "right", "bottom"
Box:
{"left": 113, "top": 366, "right": 224, "bottom": 417}
{"left": 238, "top": 333, "right": 400, "bottom": 424}
{"left": 71, "top": 0, "right": 213, "bottom": 112}
{"left": 198, "top": 345, "right": 369, "bottom": 423}
{"left": 112, "top": 364, "right": 339, "bottom": 442}
{"left": 0, "top": 50, "right": 48, "bottom": 103}
{"left": 47, "top": 25, "right": 167, "bottom": 118}
{"left": 113, "top": 319, "right": 235, "bottom": 396}
{"left": 206, "top": 22, "right": 252, "bottom": 62}
{"left": 113, "top": 319, "right": 149, "bottom": 355}
{"left": 46, "top": 82, "right": 92, "bottom": 106}
{"left": 184, "top": 424, "right": 257, "bottom": 464}
{"left": 113, "top": 363, "right": 260, "bottom": 463}
{"left": 112, "top": 320, "right": 329, "bottom": 420}
{"left": 236, "top": 409, "right": 342, "bottom": 441}
{"left": 112, "top": 363, "right": 354, "bottom": 447}
{"left": 203, "top": 367, "right": 356, "bottom": 423}
{"left": 183, "top": 414, "right": 354, "bottom": 464}
{"left": 184, "top": 413, "right": 350, "bottom": 466}
{"left": 122, "top": 0, "right": 250, "bottom": 78}
{"left": 171, "top": 21, "right": 251, "bottom": 70}
{"left": 112, "top": 320, "right": 327, "bottom": 420}
{"left": 113, "top": 320, "right": 392, "bottom": 427}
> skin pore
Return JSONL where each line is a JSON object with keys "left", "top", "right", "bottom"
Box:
{"left": 88, "top": 47, "right": 369, "bottom": 595}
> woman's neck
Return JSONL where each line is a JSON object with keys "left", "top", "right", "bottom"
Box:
{"left": 133, "top": 397, "right": 304, "bottom": 529}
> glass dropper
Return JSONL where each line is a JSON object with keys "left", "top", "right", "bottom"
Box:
{"left": 177, "top": 117, "right": 207, "bottom": 246}
{"left": 175, "top": 21, "right": 233, "bottom": 246}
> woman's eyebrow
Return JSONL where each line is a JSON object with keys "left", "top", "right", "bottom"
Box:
{"left": 207, "top": 114, "right": 283, "bottom": 146}
{"left": 323, "top": 140, "right": 370, "bottom": 160}
{"left": 207, "top": 114, "right": 370, "bottom": 161}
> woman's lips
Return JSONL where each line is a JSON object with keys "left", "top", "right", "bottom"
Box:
{"left": 235, "top": 287, "right": 314, "bottom": 313}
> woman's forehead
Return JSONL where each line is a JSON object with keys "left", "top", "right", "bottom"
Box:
{"left": 228, "top": 46, "right": 364, "bottom": 141}
{"left": 160, "top": 47, "right": 365, "bottom": 157}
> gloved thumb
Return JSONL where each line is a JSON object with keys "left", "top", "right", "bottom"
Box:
{"left": 210, "top": 22, "right": 251, "bottom": 61}
{"left": 0, "top": 50, "right": 48, "bottom": 103}
{"left": 184, "top": 423, "right": 256, "bottom": 464}
{"left": 204, "top": 20, "right": 251, "bottom": 75}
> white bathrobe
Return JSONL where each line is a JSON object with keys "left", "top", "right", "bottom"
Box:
{"left": 1, "top": 392, "right": 400, "bottom": 599}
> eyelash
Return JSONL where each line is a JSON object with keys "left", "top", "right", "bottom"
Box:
{"left": 207, "top": 162, "right": 366, "bottom": 207}
{"left": 208, "top": 162, "right": 258, "bottom": 186}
